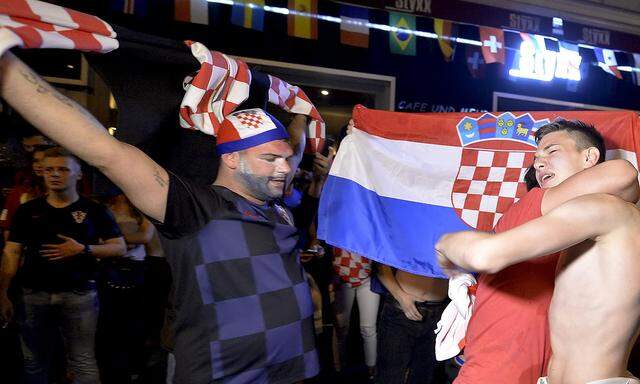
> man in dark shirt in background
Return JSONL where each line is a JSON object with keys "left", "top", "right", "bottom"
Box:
{"left": 0, "top": 146, "right": 126, "bottom": 383}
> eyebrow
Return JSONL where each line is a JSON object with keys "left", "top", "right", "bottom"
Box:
{"left": 534, "top": 143, "right": 558, "bottom": 158}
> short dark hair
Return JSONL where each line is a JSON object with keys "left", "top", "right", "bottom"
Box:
{"left": 43, "top": 146, "right": 81, "bottom": 166}
{"left": 524, "top": 165, "right": 538, "bottom": 190}
{"left": 534, "top": 119, "right": 605, "bottom": 164}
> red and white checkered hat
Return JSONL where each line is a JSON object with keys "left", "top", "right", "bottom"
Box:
{"left": 216, "top": 108, "right": 289, "bottom": 154}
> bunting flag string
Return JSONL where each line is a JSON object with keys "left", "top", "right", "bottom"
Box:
{"left": 107, "top": 0, "right": 640, "bottom": 86}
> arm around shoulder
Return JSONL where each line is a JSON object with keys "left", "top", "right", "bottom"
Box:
{"left": 472, "top": 193, "right": 631, "bottom": 273}
{"left": 542, "top": 159, "right": 639, "bottom": 214}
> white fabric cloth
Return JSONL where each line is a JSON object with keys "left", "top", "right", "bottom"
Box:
{"left": 434, "top": 273, "right": 477, "bottom": 361}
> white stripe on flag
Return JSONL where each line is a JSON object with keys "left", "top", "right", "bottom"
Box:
{"left": 29, "top": 0, "right": 79, "bottom": 30}
{"left": 330, "top": 128, "right": 463, "bottom": 207}
{"left": 38, "top": 30, "right": 75, "bottom": 49}
{"left": 93, "top": 33, "right": 119, "bottom": 51}
{"left": 190, "top": 0, "right": 209, "bottom": 25}
{"left": 341, "top": 16, "right": 368, "bottom": 34}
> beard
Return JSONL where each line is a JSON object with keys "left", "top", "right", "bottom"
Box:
{"left": 237, "top": 157, "right": 285, "bottom": 202}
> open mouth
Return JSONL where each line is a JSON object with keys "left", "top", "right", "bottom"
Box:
{"left": 540, "top": 173, "right": 554, "bottom": 184}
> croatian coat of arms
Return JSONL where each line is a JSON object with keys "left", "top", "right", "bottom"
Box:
{"left": 71, "top": 210, "right": 87, "bottom": 224}
{"left": 453, "top": 112, "right": 550, "bottom": 230}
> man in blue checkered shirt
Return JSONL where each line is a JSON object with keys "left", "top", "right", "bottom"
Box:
{"left": 1, "top": 52, "right": 319, "bottom": 384}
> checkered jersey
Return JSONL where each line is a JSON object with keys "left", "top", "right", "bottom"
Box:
{"left": 179, "top": 41, "right": 325, "bottom": 152}
{"left": 156, "top": 172, "right": 319, "bottom": 384}
{"left": 0, "top": 0, "right": 118, "bottom": 56}
{"left": 332, "top": 248, "right": 372, "bottom": 287}
{"left": 452, "top": 148, "right": 534, "bottom": 231}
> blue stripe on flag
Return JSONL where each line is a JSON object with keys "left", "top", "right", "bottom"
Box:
{"left": 252, "top": 7, "right": 264, "bottom": 31}
{"left": 230, "top": 3, "right": 245, "bottom": 27}
{"left": 318, "top": 176, "right": 472, "bottom": 278}
{"left": 340, "top": 4, "right": 369, "bottom": 19}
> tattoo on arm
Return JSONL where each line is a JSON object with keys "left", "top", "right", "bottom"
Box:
{"left": 17, "top": 67, "right": 93, "bottom": 118}
{"left": 153, "top": 169, "right": 167, "bottom": 188}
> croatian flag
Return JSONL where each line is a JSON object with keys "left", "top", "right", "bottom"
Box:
{"left": 318, "top": 105, "right": 640, "bottom": 277}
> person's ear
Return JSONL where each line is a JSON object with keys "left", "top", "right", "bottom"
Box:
{"left": 584, "top": 147, "right": 600, "bottom": 167}
{"left": 221, "top": 152, "right": 240, "bottom": 169}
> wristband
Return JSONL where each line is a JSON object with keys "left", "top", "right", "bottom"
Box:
{"left": 83, "top": 244, "right": 92, "bottom": 256}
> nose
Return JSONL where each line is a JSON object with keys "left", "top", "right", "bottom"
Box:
{"left": 533, "top": 157, "right": 545, "bottom": 170}
{"left": 277, "top": 159, "right": 292, "bottom": 175}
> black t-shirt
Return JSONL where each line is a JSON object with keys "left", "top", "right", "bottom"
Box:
{"left": 9, "top": 196, "right": 122, "bottom": 292}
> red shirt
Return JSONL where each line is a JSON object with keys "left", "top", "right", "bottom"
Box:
{"left": 455, "top": 188, "right": 558, "bottom": 384}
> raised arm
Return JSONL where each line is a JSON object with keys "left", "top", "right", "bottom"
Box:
{"left": 542, "top": 159, "right": 639, "bottom": 214}
{"left": 0, "top": 51, "right": 169, "bottom": 222}
{"left": 437, "top": 193, "right": 632, "bottom": 274}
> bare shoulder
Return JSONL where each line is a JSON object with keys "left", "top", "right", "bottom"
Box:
{"left": 584, "top": 193, "right": 640, "bottom": 230}
{"left": 567, "top": 193, "right": 632, "bottom": 211}
{"left": 556, "top": 193, "right": 638, "bottom": 232}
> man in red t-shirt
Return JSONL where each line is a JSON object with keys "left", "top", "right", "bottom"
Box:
{"left": 439, "top": 120, "right": 640, "bottom": 384}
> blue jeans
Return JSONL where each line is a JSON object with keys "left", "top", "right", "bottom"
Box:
{"left": 17, "top": 288, "right": 100, "bottom": 384}
{"left": 375, "top": 295, "right": 450, "bottom": 384}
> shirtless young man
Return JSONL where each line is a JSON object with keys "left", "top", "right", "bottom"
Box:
{"left": 437, "top": 122, "right": 640, "bottom": 384}
{"left": 376, "top": 266, "right": 450, "bottom": 383}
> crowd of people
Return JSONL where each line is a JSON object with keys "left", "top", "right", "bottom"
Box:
{"left": 0, "top": 136, "right": 173, "bottom": 384}
{"left": 0, "top": 45, "right": 639, "bottom": 384}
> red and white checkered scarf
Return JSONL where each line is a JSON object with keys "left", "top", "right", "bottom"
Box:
{"left": 179, "top": 41, "right": 325, "bottom": 153}
{"left": 0, "top": 0, "right": 118, "bottom": 56}
{"left": 333, "top": 248, "right": 372, "bottom": 287}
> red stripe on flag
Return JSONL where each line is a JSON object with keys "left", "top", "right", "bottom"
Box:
{"left": 0, "top": 0, "right": 40, "bottom": 21}
{"left": 67, "top": 8, "right": 111, "bottom": 36}
{"left": 58, "top": 29, "right": 102, "bottom": 50}
{"left": 6, "top": 25, "right": 43, "bottom": 48}
{"left": 175, "top": 0, "right": 190, "bottom": 22}
{"left": 341, "top": 30, "right": 367, "bottom": 48}
{"left": 10, "top": 16, "right": 55, "bottom": 31}
{"left": 353, "top": 104, "right": 640, "bottom": 154}
{"left": 287, "top": 0, "right": 295, "bottom": 36}
{"left": 310, "top": 0, "right": 318, "bottom": 39}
